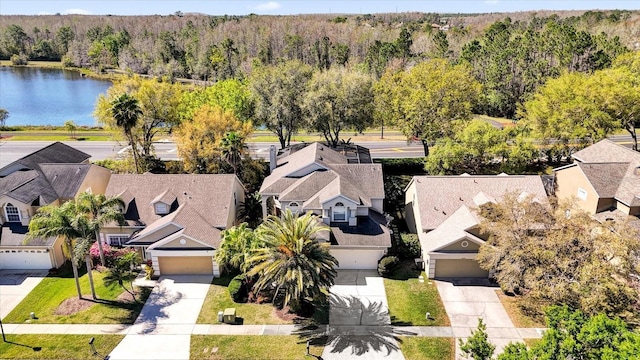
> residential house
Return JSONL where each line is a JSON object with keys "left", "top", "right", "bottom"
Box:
{"left": 260, "top": 143, "right": 390, "bottom": 269}
{"left": 0, "top": 142, "right": 110, "bottom": 270}
{"left": 405, "top": 174, "right": 548, "bottom": 278}
{"left": 102, "top": 174, "right": 245, "bottom": 277}
{"left": 554, "top": 139, "right": 640, "bottom": 223}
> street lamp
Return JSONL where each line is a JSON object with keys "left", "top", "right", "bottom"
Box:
{"left": 0, "top": 317, "right": 6, "bottom": 342}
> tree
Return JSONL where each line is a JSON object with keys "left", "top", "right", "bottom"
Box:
{"left": 179, "top": 78, "right": 253, "bottom": 122}
{"left": 27, "top": 201, "right": 94, "bottom": 299}
{"left": 459, "top": 318, "right": 495, "bottom": 360}
{"left": 0, "top": 108, "right": 8, "bottom": 127}
{"left": 239, "top": 192, "right": 263, "bottom": 229}
{"left": 175, "top": 105, "right": 253, "bottom": 173}
{"left": 220, "top": 131, "right": 247, "bottom": 174}
{"left": 55, "top": 26, "right": 75, "bottom": 55}
{"left": 214, "top": 223, "right": 262, "bottom": 274}
{"left": 374, "top": 59, "right": 481, "bottom": 155}
{"left": 303, "top": 67, "right": 374, "bottom": 148}
{"left": 103, "top": 251, "right": 142, "bottom": 302}
{"left": 249, "top": 60, "right": 313, "bottom": 148}
{"left": 248, "top": 210, "right": 338, "bottom": 312}
{"left": 478, "top": 194, "right": 640, "bottom": 320}
{"left": 64, "top": 120, "right": 77, "bottom": 139}
{"left": 110, "top": 93, "right": 142, "bottom": 173}
{"left": 76, "top": 192, "right": 125, "bottom": 268}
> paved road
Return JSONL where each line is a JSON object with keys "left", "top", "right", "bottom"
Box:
{"left": 1, "top": 135, "right": 636, "bottom": 168}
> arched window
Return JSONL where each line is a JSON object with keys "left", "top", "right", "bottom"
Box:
{"left": 4, "top": 203, "right": 21, "bottom": 222}
{"left": 289, "top": 202, "right": 299, "bottom": 208}
{"left": 333, "top": 202, "right": 346, "bottom": 222}
{"left": 335, "top": 202, "right": 344, "bottom": 207}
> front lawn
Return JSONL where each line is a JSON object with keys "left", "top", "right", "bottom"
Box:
{"left": 198, "top": 275, "right": 303, "bottom": 325}
{"left": 190, "top": 335, "right": 324, "bottom": 359}
{"left": 399, "top": 337, "right": 454, "bottom": 360}
{"left": 0, "top": 334, "right": 124, "bottom": 359}
{"left": 384, "top": 262, "right": 450, "bottom": 326}
{"left": 3, "top": 266, "right": 150, "bottom": 324}
{"left": 495, "top": 290, "right": 545, "bottom": 328}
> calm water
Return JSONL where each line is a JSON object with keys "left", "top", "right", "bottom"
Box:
{"left": 0, "top": 67, "right": 112, "bottom": 126}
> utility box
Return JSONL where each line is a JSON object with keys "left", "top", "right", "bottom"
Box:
{"left": 217, "top": 311, "right": 224, "bottom": 323}
{"left": 223, "top": 308, "right": 236, "bottom": 324}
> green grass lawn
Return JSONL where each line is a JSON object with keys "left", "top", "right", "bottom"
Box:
{"left": 0, "top": 334, "right": 124, "bottom": 359}
{"left": 384, "top": 262, "right": 450, "bottom": 326}
{"left": 399, "top": 337, "right": 454, "bottom": 360}
{"left": 495, "top": 291, "right": 546, "bottom": 328}
{"left": 3, "top": 266, "right": 150, "bottom": 324}
{"left": 3, "top": 135, "right": 112, "bottom": 141}
{"left": 190, "top": 335, "right": 324, "bottom": 359}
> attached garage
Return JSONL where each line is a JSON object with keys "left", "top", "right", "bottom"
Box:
{"left": 158, "top": 256, "right": 214, "bottom": 275}
{"left": 0, "top": 249, "right": 53, "bottom": 270}
{"left": 330, "top": 248, "right": 386, "bottom": 270}
{"left": 433, "top": 259, "right": 488, "bottom": 278}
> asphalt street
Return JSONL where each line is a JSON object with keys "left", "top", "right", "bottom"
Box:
{"left": 0, "top": 135, "right": 635, "bottom": 168}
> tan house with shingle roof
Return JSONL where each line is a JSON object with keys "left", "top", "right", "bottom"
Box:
{"left": 260, "top": 143, "right": 390, "bottom": 269}
{"left": 554, "top": 139, "right": 640, "bottom": 222}
{"left": 102, "top": 174, "right": 245, "bottom": 277}
{"left": 405, "top": 174, "right": 548, "bottom": 278}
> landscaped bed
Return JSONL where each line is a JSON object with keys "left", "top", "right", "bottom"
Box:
{"left": 0, "top": 334, "right": 124, "bottom": 359}
{"left": 383, "top": 262, "right": 450, "bottom": 326}
{"left": 197, "top": 275, "right": 328, "bottom": 325}
{"left": 190, "top": 335, "right": 324, "bottom": 360}
{"left": 398, "top": 337, "right": 454, "bottom": 360}
{"left": 3, "top": 267, "right": 150, "bottom": 324}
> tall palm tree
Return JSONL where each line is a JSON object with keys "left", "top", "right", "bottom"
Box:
{"left": 220, "top": 131, "right": 247, "bottom": 174}
{"left": 238, "top": 192, "right": 263, "bottom": 229}
{"left": 77, "top": 192, "right": 125, "bottom": 267}
{"left": 27, "top": 201, "right": 95, "bottom": 299}
{"left": 215, "top": 223, "right": 262, "bottom": 275}
{"left": 247, "top": 210, "right": 338, "bottom": 312}
{"left": 111, "top": 93, "right": 142, "bottom": 173}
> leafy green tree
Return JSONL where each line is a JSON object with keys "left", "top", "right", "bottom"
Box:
{"left": 220, "top": 131, "right": 247, "bottom": 174}
{"left": 459, "top": 318, "right": 495, "bottom": 360}
{"left": 76, "top": 192, "right": 125, "bottom": 268}
{"left": 3, "top": 24, "right": 29, "bottom": 55}
{"left": 478, "top": 194, "right": 640, "bottom": 320}
{"left": 214, "top": 223, "right": 262, "bottom": 274}
{"left": 303, "top": 67, "right": 374, "bottom": 148}
{"left": 239, "top": 192, "right": 263, "bottom": 229}
{"left": 64, "top": 120, "right": 77, "bottom": 139}
{"left": 27, "top": 201, "right": 94, "bottom": 299}
{"left": 248, "top": 60, "right": 313, "bottom": 148}
{"left": 103, "top": 251, "right": 142, "bottom": 302}
{"left": 0, "top": 108, "right": 8, "bottom": 127}
{"left": 179, "top": 78, "right": 253, "bottom": 122}
{"left": 374, "top": 59, "right": 481, "bottom": 155}
{"left": 55, "top": 26, "right": 75, "bottom": 55}
{"left": 110, "top": 93, "right": 142, "bottom": 173}
{"left": 248, "top": 210, "right": 338, "bottom": 312}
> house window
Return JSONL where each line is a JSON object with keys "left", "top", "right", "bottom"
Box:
{"left": 289, "top": 202, "right": 299, "bottom": 212}
{"left": 577, "top": 188, "right": 587, "bottom": 201}
{"left": 333, "top": 202, "right": 346, "bottom": 222}
{"left": 155, "top": 202, "right": 169, "bottom": 215}
{"left": 4, "top": 203, "right": 21, "bottom": 222}
{"left": 107, "top": 235, "right": 130, "bottom": 247}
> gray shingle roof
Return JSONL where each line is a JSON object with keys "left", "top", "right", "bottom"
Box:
{"left": 0, "top": 142, "right": 90, "bottom": 176}
{"left": 572, "top": 139, "right": 639, "bottom": 163}
{"left": 411, "top": 175, "right": 548, "bottom": 231}
{"left": 577, "top": 163, "right": 628, "bottom": 198}
{"left": 421, "top": 205, "right": 482, "bottom": 253}
{"left": 0, "top": 223, "right": 56, "bottom": 247}
{"left": 330, "top": 212, "right": 391, "bottom": 247}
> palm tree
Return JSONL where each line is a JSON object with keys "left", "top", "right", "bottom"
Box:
{"left": 77, "top": 192, "right": 125, "bottom": 267}
{"left": 247, "top": 210, "right": 338, "bottom": 312}
{"left": 103, "top": 251, "right": 142, "bottom": 302}
{"left": 215, "top": 223, "right": 262, "bottom": 275}
{"left": 220, "top": 131, "right": 247, "bottom": 174}
{"left": 238, "top": 192, "right": 263, "bottom": 229}
{"left": 27, "top": 200, "right": 95, "bottom": 299}
{"left": 111, "top": 93, "right": 142, "bottom": 173}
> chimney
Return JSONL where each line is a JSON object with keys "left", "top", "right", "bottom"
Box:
{"left": 269, "top": 145, "right": 277, "bottom": 173}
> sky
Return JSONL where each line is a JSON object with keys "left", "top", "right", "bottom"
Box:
{"left": 0, "top": 0, "right": 638, "bottom": 16}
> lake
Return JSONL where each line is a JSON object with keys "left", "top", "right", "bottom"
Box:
{"left": 0, "top": 67, "right": 112, "bottom": 127}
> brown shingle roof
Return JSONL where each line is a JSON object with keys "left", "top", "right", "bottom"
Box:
{"left": 572, "top": 139, "right": 640, "bottom": 163}
{"left": 577, "top": 163, "right": 628, "bottom": 198}
{"left": 411, "top": 175, "right": 548, "bottom": 231}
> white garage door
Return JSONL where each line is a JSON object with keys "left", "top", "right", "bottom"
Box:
{"left": 330, "top": 249, "right": 385, "bottom": 270}
{"left": 0, "top": 249, "right": 52, "bottom": 270}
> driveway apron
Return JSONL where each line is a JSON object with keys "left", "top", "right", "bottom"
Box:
{"left": 0, "top": 270, "right": 48, "bottom": 319}
{"left": 322, "top": 270, "right": 405, "bottom": 360}
{"left": 109, "top": 275, "right": 212, "bottom": 360}
{"left": 435, "top": 279, "right": 522, "bottom": 358}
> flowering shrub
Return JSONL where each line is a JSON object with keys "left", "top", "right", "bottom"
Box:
{"left": 90, "top": 242, "right": 136, "bottom": 268}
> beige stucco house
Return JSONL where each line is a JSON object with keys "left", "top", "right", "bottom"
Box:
{"left": 102, "top": 174, "right": 245, "bottom": 277}
{"left": 260, "top": 143, "right": 390, "bottom": 269}
{"left": 554, "top": 140, "right": 640, "bottom": 222}
{"left": 405, "top": 174, "right": 548, "bottom": 278}
{"left": 0, "top": 142, "right": 111, "bottom": 270}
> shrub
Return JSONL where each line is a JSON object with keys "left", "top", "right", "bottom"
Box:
{"left": 378, "top": 256, "right": 400, "bottom": 277}
{"left": 10, "top": 53, "right": 28, "bottom": 65}
{"left": 228, "top": 274, "right": 247, "bottom": 302}
{"left": 89, "top": 242, "right": 136, "bottom": 268}
{"left": 396, "top": 233, "right": 421, "bottom": 259}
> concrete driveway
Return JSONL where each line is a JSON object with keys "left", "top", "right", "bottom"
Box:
{"left": 322, "top": 270, "right": 405, "bottom": 360}
{"left": 108, "top": 275, "right": 212, "bottom": 360}
{"left": 0, "top": 270, "right": 48, "bottom": 319}
{"left": 435, "top": 279, "right": 522, "bottom": 357}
